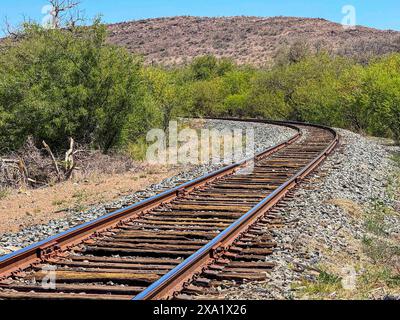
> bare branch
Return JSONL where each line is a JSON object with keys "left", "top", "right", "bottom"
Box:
{"left": 48, "top": 0, "right": 83, "bottom": 29}
{"left": 2, "top": 16, "right": 21, "bottom": 39}
{"left": 42, "top": 140, "right": 61, "bottom": 180}
{"left": 65, "top": 7, "right": 86, "bottom": 29}
{"left": 65, "top": 137, "right": 75, "bottom": 179}
{"left": 1, "top": 158, "right": 19, "bottom": 163}
{"left": 17, "top": 158, "right": 28, "bottom": 185}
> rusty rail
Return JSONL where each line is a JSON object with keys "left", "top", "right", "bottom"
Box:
{"left": 134, "top": 120, "right": 338, "bottom": 300}
{"left": 0, "top": 119, "right": 338, "bottom": 300}
{"left": 0, "top": 120, "right": 301, "bottom": 279}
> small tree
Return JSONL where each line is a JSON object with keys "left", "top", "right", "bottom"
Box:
{"left": 190, "top": 55, "right": 234, "bottom": 80}
{"left": 0, "top": 21, "right": 149, "bottom": 153}
{"left": 142, "top": 68, "right": 181, "bottom": 131}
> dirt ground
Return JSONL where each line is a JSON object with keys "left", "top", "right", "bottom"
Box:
{"left": 0, "top": 165, "right": 178, "bottom": 234}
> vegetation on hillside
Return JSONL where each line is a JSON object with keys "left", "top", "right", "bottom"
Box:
{"left": 170, "top": 53, "right": 400, "bottom": 143}
{"left": 107, "top": 16, "right": 400, "bottom": 66}
{"left": 1, "top": 21, "right": 400, "bottom": 161}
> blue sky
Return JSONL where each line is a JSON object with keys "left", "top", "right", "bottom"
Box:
{"left": 1, "top": 0, "right": 400, "bottom": 35}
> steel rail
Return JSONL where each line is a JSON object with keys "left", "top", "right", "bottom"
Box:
{"left": 134, "top": 119, "right": 338, "bottom": 300}
{"left": 0, "top": 120, "right": 301, "bottom": 279}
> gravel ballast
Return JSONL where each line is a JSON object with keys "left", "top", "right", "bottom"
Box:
{"left": 0, "top": 119, "right": 296, "bottom": 256}
{"left": 220, "top": 128, "right": 400, "bottom": 300}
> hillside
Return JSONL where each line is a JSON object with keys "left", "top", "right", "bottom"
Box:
{"left": 107, "top": 16, "right": 400, "bottom": 66}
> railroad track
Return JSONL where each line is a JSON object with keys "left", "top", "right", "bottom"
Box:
{"left": 0, "top": 119, "right": 338, "bottom": 300}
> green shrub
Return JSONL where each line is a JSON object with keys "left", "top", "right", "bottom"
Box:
{"left": 318, "top": 270, "right": 342, "bottom": 285}
{"left": 176, "top": 53, "right": 400, "bottom": 144}
{"left": 190, "top": 55, "right": 234, "bottom": 80}
{"left": 0, "top": 188, "right": 9, "bottom": 200}
{"left": 2, "top": 36, "right": 400, "bottom": 159}
{"left": 0, "top": 21, "right": 152, "bottom": 153}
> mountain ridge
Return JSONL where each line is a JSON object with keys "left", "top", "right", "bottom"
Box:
{"left": 106, "top": 16, "right": 400, "bottom": 66}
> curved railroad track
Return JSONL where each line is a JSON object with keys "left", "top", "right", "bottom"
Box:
{"left": 0, "top": 119, "right": 338, "bottom": 300}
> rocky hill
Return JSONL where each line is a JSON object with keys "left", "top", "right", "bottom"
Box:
{"left": 107, "top": 16, "right": 400, "bottom": 66}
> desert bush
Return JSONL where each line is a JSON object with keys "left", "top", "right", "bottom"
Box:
{"left": 0, "top": 20, "right": 151, "bottom": 153}
{"left": 186, "top": 78, "right": 228, "bottom": 117}
{"left": 0, "top": 136, "right": 137, "bottom": 189}
{"left": 2, "top": 33, "right": 400, "bottom": 180}
{"left": 0, "top": 137, "right": 62, "bottom": 188}
{"left": 190, "top": 55, "right": 234, "bottom": 80}
{"left": 161, "top": 53, "right": 400, "bottom": 143}
{"left": 360, "top": 55, "right": 400, "bottom": 141}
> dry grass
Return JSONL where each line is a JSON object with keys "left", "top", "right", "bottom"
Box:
{"left": 0, "top": 187, "right": 9, "bottom": 200}
{"left": 0, "top": 137, "right": 139, "bottom": 190}
{"left": 295, "top": 264, "right": 400, "bottom": 300}
{"left": 295, "top": 155, "right": 400, "bottom": 299}
{"left": 0, "top": 165, "right": 178, "bottom": 234}
{"left": 327, "top": 198, "right": 363, "bottom": 219}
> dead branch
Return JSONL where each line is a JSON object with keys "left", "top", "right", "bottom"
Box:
{"left": 1, "top": 135, "right": 136, "bottom": 190}
{"left": 65, "top": 7, "right": 86, "bottom": 29}
{"left": 65, "top": 137, "right": 74, "bottom": 168}
{"left": 49, "top": 0, "right": 82, "bottom": 29}
{"left": 17, "top": 158, "right": 28, "bottom": 185}
{"left": 1, "top": 16, "right": 21, "bottom": 39}
{"left": 3, "top": 164, "right": 19, "bottom": 170}
{"left": 42, "top": 140, "right": 61, "bottom": 180}
{"left": 1, "top": 158, "right": 19, "bottom": 163}
{"left": 27, "top": 178, "right": 47, "bottom": 186}
{"left": 65, "top": 137, "right": 75, "bottom": 179}
{"left": 72, "top": 149, "right": 85, "bottom": 155}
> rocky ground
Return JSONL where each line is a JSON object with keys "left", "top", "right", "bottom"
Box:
{"left": 0, "top": 119, "right": 295, "bottom": 256}
{"left": 220, "top": 128, "right": 400, "bottom": 300}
